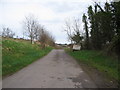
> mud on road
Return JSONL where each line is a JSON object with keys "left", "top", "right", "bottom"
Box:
{"left": 2, "top": 49, "right": 117, "bottom": 88}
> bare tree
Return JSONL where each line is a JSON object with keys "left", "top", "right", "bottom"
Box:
{"left": 64, "top": 18, "right": 83, "bottom": 44}
{"left": 23, "top": 14, "right": 55, "bottom": 47}
{"left": 2, "top": 27, "right": 15, "bottom": 38}
{"left": 34, "top": 24, "right": 43, "bottom": 41}
{"left": 38, "top": 27, "right": 55, "bottom": 48}
{"left": 47, "top": 35, "right": 55, "bottom": 46}
{"left": 38, "top": 28, "right": 48, "bottom": 48}
{"left": 64, "top": 19, "right": 73, "bottom": 43}
{"left": 23, "top": 15, "right": 38, "bottom": 44}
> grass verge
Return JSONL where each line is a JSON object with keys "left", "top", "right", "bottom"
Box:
{"left": 66, "top": 48, "right": 118, "bottom": 81}
{"left": 2, "top": 38, "right": 53, "bottom": 76}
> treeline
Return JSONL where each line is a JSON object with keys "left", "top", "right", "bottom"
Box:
{"left": 83, "top": 1, "right": 120, "bottom": 58}
{"left": 1, "top": 27, "right": 15, "bottom": 38}
{"left": 65, "top": 1, "right": 120, "bottom": 58}
{"left": 1, "top": 15, "right": 55, "bottom": 48}
{"left": 83, "top": 1, "right": 120, "bottom": 50}
{"left": 23, "top": 15, "right": 55, "bottom": 48}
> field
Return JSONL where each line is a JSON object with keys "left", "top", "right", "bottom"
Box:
{"left": 66, "top": 49, "right": 118, "bottom": 81}
{"left": 2, "top": 38, "right": 53, "bottom": 76}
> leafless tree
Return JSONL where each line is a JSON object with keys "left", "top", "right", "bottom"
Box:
{"left": 47, "top": 35, "right": 55, "bottom": 46}
{"left": 38, "top": 28, "right": 47, "bottom": 48}
{"left": 2, "top": 27, "right": 15, "bottom": 38}
{"left": 64, "top": 19, "right": 73, "bottom": 43}
{"left": 72, "top": 18, "right": 81, "bottom": 33}
{"left": 34, "top": 24, "right": 43, "bottom": 41}
{"left": 23, "top": 15, "right": 38, "bottom": 44}
{"left": 64, "top": 18, "right": 83, "bottom": 44}
{"left": 38, "top": 27, "right": 55, "bottom": 48}
{"left": 23, "top": 14, "right": 55, "bottom": 47}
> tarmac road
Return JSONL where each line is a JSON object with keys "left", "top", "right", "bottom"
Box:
{"left": 3, "top": 49, "right": 97, "bottom": 88}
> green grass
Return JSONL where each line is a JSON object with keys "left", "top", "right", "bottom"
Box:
{"left": 66, "top": 49, "right": 118, "bottom": 81}
{"left": 2, "top": 38, "right": 53, "bottom": 76}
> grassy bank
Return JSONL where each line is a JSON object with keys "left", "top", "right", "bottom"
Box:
{"left": 66, "top": 49, "right": 118, "bottom": 81}
{"left": 2, "top": 38, "right": 53, "bottom": 76}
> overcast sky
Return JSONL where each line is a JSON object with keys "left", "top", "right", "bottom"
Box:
{"left": 0, "top": 0, "right": 107, "bottom": 44}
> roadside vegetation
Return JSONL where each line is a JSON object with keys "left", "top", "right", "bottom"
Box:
{"left": 2, "top": 38, "right": 53, "bottom": 76}
{"left": 64, "top": 1, "right": 120, "bottom": 83}
{"left": 66, "top": 49, "right": 118, "bottom": 81}
{"left": 1, "top": 14, "right": 56, "bottom": 77}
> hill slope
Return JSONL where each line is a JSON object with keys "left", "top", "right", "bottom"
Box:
{"left": 2, "top": 38, "right": 52, "bottom": 76}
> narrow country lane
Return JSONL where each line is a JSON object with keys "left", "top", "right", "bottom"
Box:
{"left": 3, "top": 49, "right": 97, "bottom": 88}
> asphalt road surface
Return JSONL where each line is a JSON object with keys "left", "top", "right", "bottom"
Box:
{"left": 3, "top": 49, "right": 97, "bottom": 88}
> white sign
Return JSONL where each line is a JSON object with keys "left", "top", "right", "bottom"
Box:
{"left": 73, "top": 45, "right": 81, "bottom": 51}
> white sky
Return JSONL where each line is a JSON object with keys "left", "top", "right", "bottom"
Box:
{"left": 0, "top": 0, "right": 107, "bottom": 44}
